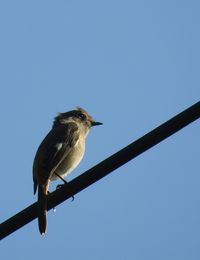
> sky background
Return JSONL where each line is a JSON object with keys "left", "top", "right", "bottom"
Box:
{"left": 0, "top": 0, "right": 200, "bottom": 259}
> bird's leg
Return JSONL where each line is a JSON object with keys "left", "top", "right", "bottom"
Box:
{"left": 54, "top": 172, "right": 74, "bottom": 201}
{"left": 55, "top": 173, "right": 68, "bottom": 188}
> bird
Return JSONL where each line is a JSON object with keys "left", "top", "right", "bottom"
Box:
{"left": 33, "top": 107, "right": 102, "bottom": 235}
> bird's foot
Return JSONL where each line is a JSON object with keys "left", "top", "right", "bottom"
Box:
{"left": 56, "top": 184, "right": 75, "bottom": 202}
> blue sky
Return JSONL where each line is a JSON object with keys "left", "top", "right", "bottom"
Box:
{"left": 0, "top": 0, "right": 200, "bottom": 259}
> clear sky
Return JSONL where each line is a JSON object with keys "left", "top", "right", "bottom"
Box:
{"left": 0, "top": 1, "right": 200, "bottom": 259}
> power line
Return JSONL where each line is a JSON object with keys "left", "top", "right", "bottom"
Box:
{"left": 0, "top": 101, "right": 200, "bottom": 240}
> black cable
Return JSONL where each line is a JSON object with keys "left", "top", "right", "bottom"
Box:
{"left": 0, "top": 101, "right": 199, "bottom": 240}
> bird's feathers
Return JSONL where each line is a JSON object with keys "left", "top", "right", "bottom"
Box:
{"left": 33, "top": 122, "right": 79, "bottom": 193}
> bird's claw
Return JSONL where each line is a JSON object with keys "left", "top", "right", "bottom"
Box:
{"left": 56, "top": 184, "right": 63, "bottom": 190}
{"left": 56, "top": 184, "right": 75, "bottom": 202}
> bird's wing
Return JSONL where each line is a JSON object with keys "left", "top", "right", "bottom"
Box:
{"left": 33, "top": 122, "right": 79, "bottom": 194}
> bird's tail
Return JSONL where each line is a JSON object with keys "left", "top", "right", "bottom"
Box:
{"left": 38, "top": 184, "right": 48, "bottom": 235}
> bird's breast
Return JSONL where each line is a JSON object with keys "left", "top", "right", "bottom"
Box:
{"left": 50, "top": 139, "right": 85, "bottom": 180}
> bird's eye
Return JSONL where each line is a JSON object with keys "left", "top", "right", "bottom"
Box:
{"left": 78, "top": 113, "right": 86, "bottom": 120}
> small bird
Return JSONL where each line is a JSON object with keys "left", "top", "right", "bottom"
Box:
{"left": 33, "top": 107, "right": 102, "bottom": 235}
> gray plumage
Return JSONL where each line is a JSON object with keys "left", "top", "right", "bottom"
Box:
{"left": 33, "top": 107, "right": 102, "bottom": 235}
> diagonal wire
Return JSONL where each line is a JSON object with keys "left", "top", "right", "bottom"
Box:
{"left": 0, "top": 101, "right": 200, "bottom": 240}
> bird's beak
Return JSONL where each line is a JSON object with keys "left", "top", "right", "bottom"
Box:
{"left": 91, "top": 121, "right": 103, "bottom": 127}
